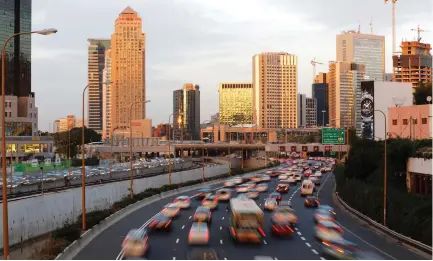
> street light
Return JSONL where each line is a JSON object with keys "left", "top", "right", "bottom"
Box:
{"left": 321, "top": 110, "right": 326, "bottom": 126}
{"left": 375, "top": 109, "right": 388, "bottom": 227}
{"left": 1, "top": 28, "right": 57, "bottom": 260}
{"left": 129, "top": 100, "right": 151, "bottom": 199}
{"left": 81, "top": 80, "right": 111, "bottom": 231}
{"left": 202, "top": 120, "right": 211, "bottom": 182}
{"left": 168, "top": 112, "right": 183, "bottom": 184}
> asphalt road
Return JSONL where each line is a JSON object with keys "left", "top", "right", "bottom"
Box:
{"left": 74, "top": 161, "right": 427, "bottom": 260}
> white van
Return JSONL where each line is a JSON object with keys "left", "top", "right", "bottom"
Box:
{"left": 300, "top": 179, "right": 314, "bottom": 196}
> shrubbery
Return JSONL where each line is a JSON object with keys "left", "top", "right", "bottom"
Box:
{"left": 336, "top": 137, "right": 432, "bottom": 245}
{"left": 71, "top": 157, "right": 100, "bottom": 167}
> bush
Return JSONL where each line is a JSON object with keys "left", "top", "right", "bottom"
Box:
{"left": 71, "top": 157, "right": 100, "bottom": 167}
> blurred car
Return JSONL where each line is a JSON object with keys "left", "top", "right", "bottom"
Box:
{"left": 320, "top": 238, "right": 361, "bottom": 260}
{"left": 309, "top": 177, "right": 321, "bottom": 186}
{"left": 122, "top": 229, "right": 149, "bottom": 258}
{"left": 272, "top": 206, "right": 298, "bottom": 226}
{"left": 264, "top": 198, "right": 278, "bottom": 211}
{"left": 315, "top": 220, "right": 344, "bottom": 242}
{"left": 245, "top": 181, "right": 257, "bottom": 188}
{"left": 195, "top": 187, "right": 213, "bottom": 199}
{"left": 268, "top": 171, "right": 281, "bottom": 177}
{"left": 286, "top": 177, "right": 297, "bottom": 185}
{"left": 256, "top": 183, "right": 268, "bottom": 192}
{"left": 294, "top": 173, "right": 302, "bottom": 182}
{"left": 261, "top": 175, "right": 271, "bottom": 182}
{"left": 276, "top": 183, "right": 289, "bottom": 193}
{"left": 271, "top": 209, "right": 295, "bottom": 237}
{"left": 188, "top": 222, "right": 210, "bottom": 245}
{"left": 304, "top": 170, "right": 312, "bottom": 177}
{"left": 202, "top": 195, "right": 219, "bottom": 210}
{"left": 278, "top": 174, "right": 288, "bottom": 181}
{"left": 305, "top": 196, "right": 320, "bottom": 208}
{"left": 320, "top": 168, "right": 327, "bottom": 173}
{"left": 317, "top": 205, "right": 337, "bottom": 217}
{"left": 188, "top": 248, "right": 218, "bottom": 260}
{"left": 216, "top": 188, "right": 232, "bottom": 201}
{"left": 161, "top": 204, "right": 180, "bottom": 218}
{"left": 236, "top": 184, "right": 249, "bottom": 193}
{"left": 241, "top": 174, "right": 254, "bottom": 182}
{"left": 251, "top": 175, "right": 263, "bottom": 183}
{"left": 237, "top": 193, "right": 250, "bottom": 200}
{"left": 224, "top": 179, "right": 236, "bottom": 187}
{"left": 173, "top": 196, "right": 191, "bottom": 209}
{"left": 247, "top": 188, "right": 259, "bottom": 199}
{"left": 148, "top": 214, "right": 172, "bottom": 231}
{"left": 268, "top": 192, "right": 282, "bottom": 201}
{"left": 194, "top": 206, "right": 212, "bottom": 223}
{"left": 314, "top": 208, "right": 335, "bottom": 223}
{"left": 313, "top": 171, "right": 322, "bottom": 178}
{"left": 233, "top": 177, "right": 243, "bottom": 185}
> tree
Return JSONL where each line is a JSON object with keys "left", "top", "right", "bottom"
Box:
{"left": 53, "top": 127, "right": 101, "bottom": 158}
{"left": 414, "top": 81, "right": 432, "bottom": 105}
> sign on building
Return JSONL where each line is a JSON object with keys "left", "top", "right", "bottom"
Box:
{"left": 55, "top": 157, "right": 61, "bottom": 166}
{"left": 44, "top": 158, "right": 52, "bottom": 166}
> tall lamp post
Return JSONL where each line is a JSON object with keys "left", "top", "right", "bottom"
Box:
{"left": 129, "top": 100, "right": 151, "bottom": 199}
{"left": 321, "top": 110, "right": 326, "bottom": 126}
{"left": 168, "top": 113, "right": 174, "bottom": 184}
{"left": 1, "top": 28, "right": 57, "bottom": 259}
{"left": 375, "top": 109, "right": 388, "bottom": 227}
{"left": 202, "top": 120, "right": 211, "bottom": 182}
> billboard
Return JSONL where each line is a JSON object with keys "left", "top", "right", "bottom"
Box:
{"left": 322, "top": 128, "right": 345, "bottom": 145}
{"left": 360, "top": 81, "right": 374, "bottom": 140}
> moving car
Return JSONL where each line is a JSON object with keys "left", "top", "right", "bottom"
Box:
{"left": 304, "top": 169, "right": 312, "bottom": 177}
{"left": 237, "top": 193, "right": 250, "bottom": 200}
{"left": 224, "top": 179, "right": 236, "bottom": 187}
{"left": 161, "top": 203, "right": 180, "bottom": 218}
{"left": 247, "top": 188, "right": 259, "bottom": 199}
{"left": 309, "top": 177, "right": 321, "bottom": 186}
{"left": 195, "top": 187, "right": 213, "bottom": 199}
{"left": 173, "top": 196, "right": 191, "bottom": 209}
{"left": 313, "top": 171, "right": 322, "bottom": 178}
{"left": 305, "top": 196, "right": 320, "bottom": 208}
{"left": 276, "top": 183, "right": 289, "bottom": 193}
{"left": 320, "top": 168, "right": 327, "bottom": 173}
{"left": 261, "top": 175, "right": 271, "bottom": 182}
{"left": 216, "top": 188, "right": 232, "bottom": 201}
{"left": 148, "top": 214, "right": 172, "bottom": 231}
{"left": 300, "top": 179, "right": 314, "bottom": 196}
{"left": 272, "top": 206, "right": 298, "bottom": 226}
{"left": 278, "top": 174, "right": 288, "bottom": 181}
{"left": 251, "top": 175, "right": 263, "bottom": 183}
{"left": 271, "top": 215, "right": 295, "bottom": 237}
{"left": 294, "top": 173, "right": 302, "bottom": 182}
{"left": 193, "top": 206, "right": 212, "bottom": 223}
{"left": 264, "top": 198, "right": 278, "bottom": 211}
{"left": 188, "top": 248, "right": 218, "bottom": 260}
{"left": 228, "top": 198, "right": 265, "bottom": 243}
{"left": 236, "top": 184, "right": 249, "bottom": 193}
{"left": 233, "top": 177, "right": 243, "bottom": 185}
{"left": 256, "top": 183, "right": 268, "bottom": 192}
{"left": 317, "top": 205, "right": 337, "bottom": 217}
{"left": 188, "top": 222, "right": 210, "bottom": 245}
{"left": 122, "top": 229, "right": 149, "bottom": 258}
{"left": 245, "top": 181, "right": 257, "bottom": 189}
{"left": 268, "top": 192, "right": 282, "bottom": 201}
{"left": 313, "top": 208, "right": 335, "bottom": 223}
{"left": 202, "top": 195, "right": 219, "bottom": 210}
{"left": 315, "top": 220, "right": 344, "bottom": 242}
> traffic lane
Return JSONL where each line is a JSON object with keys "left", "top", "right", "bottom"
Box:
{"left": 74, "top": 185, "right": 220, "bottom": 260}
{"left": 318, "top": 173, "right": 425, "bottom": 260}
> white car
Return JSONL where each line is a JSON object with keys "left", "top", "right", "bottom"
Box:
{"left": 233, "top": 177, "right": 243, "bottom": 185}
{"left": 251, "top": 175, "right": 262, "bottom": 183}
{"left": 278, "top": 174, "right": 288, "bottom": 180}
{"left": 224, "top": 179, "right": 235, "bottom": 187}
{"left": 173, "top": 196, "right": 191, "bottom": 209}
{"left": 315, "top": 221, "right": 344, "bottom": 242}
{"left": 256, "top": 183, "right": 268, "bottom": 192}
{"left": 294, "top": 174, "right": 302, "bottom": 182}
{"left": 236, "top": 185, "right": 249, "bottom": 193}
{"left": 261, "top": 175, "right": 271, "bottom": 182}
{"left": 313, "top": 171, "right": 322, "bottom": 177}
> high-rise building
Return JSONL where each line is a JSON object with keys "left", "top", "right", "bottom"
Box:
{"left": 219, "top": 83, "right": 252, "bottom": 126}
{"left": 312, "top": 73, "right": 329, "bottom": 126}
{"left": 336, "top": 31, "right": 385, "bottom": 81}
{"left": 153, "top": 123, "right": 171, "bottom": 139}
{"left": 306, "top": 98, "right": 317, "bottom": 127}
{"left": 53, "top": 120, "right": 60, "bottom": 133}
{"left": 102, "top": 49, "right": 112, "bottom": 140}
{"left": 0, "top": 94, "right": 37, "bottom": 136}
{"left": 173, "top": 84, "right": 200, "bottom": 140}
{"left": 110, "top": 7, "right": 146, "bottom": 134}
{"left": 328, "top": 61, "right": 365, "bottom": 128}
{"left": 0, "top": 0, "right": 32, "bottom": 97}
{"left": 392, "top": 41, "right": 432, "bottom": 88}
{"left": 253, "top": 52, "right": 297, "bottom": 128}
{"left": 298, "top": 94, "right": 306, "bottom": 128}
{"left": 87, "top": 39, "right": 111, "bottom": 133}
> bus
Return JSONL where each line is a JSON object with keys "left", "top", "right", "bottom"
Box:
{"left": 228, "top": 198, "right": 265, "bottom": 243}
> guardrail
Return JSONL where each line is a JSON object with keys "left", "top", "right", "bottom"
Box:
{"left": 335, "top": 191, "right": 432, "bottom": 256}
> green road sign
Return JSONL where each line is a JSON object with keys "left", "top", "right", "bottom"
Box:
{"left": 322, "top": 128, "right": 345, "bottom": 145}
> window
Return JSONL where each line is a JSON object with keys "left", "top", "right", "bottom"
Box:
{"left": 413, "top": 119, "right": 417, "bottom": 124}
{"left": 422, "top": 118, "right": 427, "bottom": 124}
{"left": 403, "top": 119, "right": 408, "bottom": 125}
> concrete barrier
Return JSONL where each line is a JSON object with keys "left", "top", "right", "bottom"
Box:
{"left": 0, "top": 164, "right": 228, "bottom": 248}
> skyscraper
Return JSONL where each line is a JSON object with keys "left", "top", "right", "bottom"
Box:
{"left": 173, "top": 84, "right": 200, "bottom": 140}
{"left": 110, "top": 7, "right": 146, "bottom": 133}
{"left": 253, "top": 52, "right": 297, "bottom": 128}
{"left": 298, "top": 94, "right": 306, "bottom": 127}
{"left": 87, "top": 39, "right": 111, "bottom": 132}
{"left": 102, "top": 49, "right": 112, "bottom": 140}
{"left": 219, "top": 83, "right": 252, "bottom": 126}
{"left": 336, "top": 31, "right": 385, "bottom": 81}
{"left": 0, "top": 0, "right": 32, "bottom": 97}
{"left": 328, "top": 61, "right": 365, "bottom": 128}
{"left": 306, "top": 98, "right": 317, "bottom": 127}
{"left": 312, "top": 73, "right": 329, "bottom": 126}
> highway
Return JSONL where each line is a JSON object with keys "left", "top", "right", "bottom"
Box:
{"left": 74, "top": 161, "right": 426, "bottom": 260}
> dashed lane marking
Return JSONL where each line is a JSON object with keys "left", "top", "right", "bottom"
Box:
{"left": 189, "top": 216, "right": 192, "bottom": 219}
{"left": 224, "top": 258, "right": 227, "bottom": 260}
{"left": 181, "top": 225, "right": 185, "bottom": 229}
{"left": 305, "top": 243, "right": 311, "bottom": 247}
{"left": 263, "top": 240, "right": 268, "bottom": 245}
{"left": 301, "top": 237, "right": 306, "bottom": 240}
{"left": 312, "top": 249, "right": 319, "bottom": 255}
{"left": 222, "top": 217, "right": 224, "bottom": 220}
{"left": 294, "top": 227, "right": 298, "bottom": 231}
{"left": 297, "top": 231, "right": 302, "bottom": 235}
{"left": 274, "top": 258, "right": 278, "bottom": 260}
{"left": 320, "top": 257, "right": 326, "bottom": 260}
{"left": 173, "top": 257, "right": 176, "bottom": 260}
{"left": 220, "top": 239, "right": 223, "bottom": 244}
{"left": 220, "top": 226, "right": 222, "bottom": 230}
{"left": 176, "top": 238, "right": 179, "bottom": 243}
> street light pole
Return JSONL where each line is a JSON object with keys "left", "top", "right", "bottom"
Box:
{"left": 202, "top": 120, "right": 211, "bottom": 182}
{"left": 81, "top": 84, "right": 89, "bottom": 231}
{"left": 129, "top": 100, "right": 150, "bottom": 199}
{"left": 1, "top": 28, "right": 57, "bottom": 259}
{"left": 322, "top": 110, "right": 326, "bottom": 126}
{"left": 168, "top": 113, "right": 173, "bottom": 185}
{"left": 375, "top": 109, "right": 387, "bottom": 227}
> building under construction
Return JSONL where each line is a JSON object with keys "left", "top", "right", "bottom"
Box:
{"left": 392, "top": 41, "right": 432, "bottom": 88}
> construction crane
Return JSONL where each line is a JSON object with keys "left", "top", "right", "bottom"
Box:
{"left": 384, "top": 0, "right": 397, "bottom": 54}
{"left": 311, "top": 58, "right": 323, "bottom": 83}
{"left": 411, "top": 25, "right": 430, "bottom": 42}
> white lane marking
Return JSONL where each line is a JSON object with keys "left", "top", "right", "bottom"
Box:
{"left": 176, "top": 238, "right": 179, "bottom": 243}
{"left": 306, "top": 242, "right": 311, "bottom": 247}
{"left": 294, "top": 227, "right": 298, "bottom": 231}
{"left": 224, "top": 258, "right": 227, "bottom": 260}
{"left": 173, "top": 257, "right": 176, "bottom": 260}
{"left": 115, "top": 249, "right": 125, "bottom": 260}
{"left": 301, "top": 236, "right": 306, "bottom": 240}
{"left": 220, "top": 226, "right": 222, "bottom": 230}
{"left": 220, "top": 239, "right": 223, "bottom": 244}
{"left": 263, "top": 240, "right": 268, "bottom": 244}
{"left": 297, "top": 231, "right": 302, "bottom": 235}
{"left": 320, "top": 257, "right": 326, "bottom": 260}
{"left": 181, "top": 225, "right": 185, "bottom": 229}
{"left": 316, "top": 172, "right": 332, "bottom": 198}
{"left": 189, "top": 216, "right": 192, "bottom": 219}
{"left": 334, "top": 221, "right": 396, "bottom": 260}
{"left": 312, "top": 249, "right": 319, "bottom": 255}
{"left": 274, "top": 258, "right": 278, "bottom": 260}
{"left": 222, "top": 217, "right": 224, "bottom": 220}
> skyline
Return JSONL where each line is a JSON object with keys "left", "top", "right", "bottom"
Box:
{"left": 31, "top": 0, "right": 433, "bottom": 131}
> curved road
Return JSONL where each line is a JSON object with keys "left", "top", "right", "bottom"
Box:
{"left": 75, "top": 162, "right": 426, "bottom": 260}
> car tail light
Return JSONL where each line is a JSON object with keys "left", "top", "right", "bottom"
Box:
{"left": 202, "top": 199, "right": 206, "bottom": 203}
{"left": 231, "top": 227, "right": 236, "bottom": 237}
{"left": 208, "top": 213, "right": 211, "bottom": 220}
{"left": 205, "top": 231, "right": 209, "bottom": 241}
{"left": 213, "top": 198, "right": 218, "bottom": 203}
{"left": 121, "top": 238, "right": 128, "bottom": 247}
{"left": 149, "top": 220, "right": 158, "bottom": 227}
{"left": 258, "top": 227, "right": 266, "bottom": 237}
{"left": 165, "top": 220, "right": 172, "bottom": 228}
{"left": 173, "top": 199, "right": 179, "bottom": 202}
{"left": 188, "top": 232, "right": 193, "bottom": 241}
{"left": 272, "top": 225, "right": 281, "bottom": 232}
{"left": 335, "top": 227, "right": 343, "bottom": 233}
{"left": 143, "top": 236, "right": 148, "bottom": 245}
{"left": 286, "top": 225, "right": 294, "bottom": 232}
{"left": 315, "top": 200, "right": 319, "bottom": 204}
{"left": 194, "top": 193, "right": 201, "bottom": 197}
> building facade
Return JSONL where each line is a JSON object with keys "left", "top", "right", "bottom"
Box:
{"left": 392, "top": 41, "right": 432, "bottom": 88}
{"left": 306, "top": 98, "right": 317, "bottom": 127}
{"left": 314, "top": 72, "right": 328, "bottom": 84}
{"left": 328, "top": 61, "right": 365, "bottom": 128}
{"left": 253, "top": 52, "right": 297, "bottom": 129}
{"left": 102, "top": 49, "right": 112, "bottom": 140}
{"left": 0, "top": 0, "right": 32, "bottom": 97}
{"left": 173, "top": 83, "right": 200, "bottom": 140}
{"left": 53, "top": 120, "right": 60, "bottom": 133}
{"left": 110, "top": 7, "right": 146, "bottom": 133}
{"left": 297, "top": 94, "right": 306, "bottom": 127}
{"left": 388, "top": 104, "right": 432, "bottom": 139}
{"left": 312, "top": 83, "right": 329, "bottom": 126}
{"left": 0, "top": 94, "right": 37, "bottom": 136}
{"left": 87, "top": 39, "right": 111, "bottom": 133}
{"left": 219, "top": 82, "right": 252, "bottom": 126}
{"left": 336, "top": 31, "right": 385, "bottom": 81}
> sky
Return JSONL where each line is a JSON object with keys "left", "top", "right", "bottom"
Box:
{"left": 31, "top": 0, "right": 433, "bottom": 131}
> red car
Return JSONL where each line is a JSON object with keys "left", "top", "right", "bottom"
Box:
{"left": 268, "top": 192, "right": 282, "bottom": 201}
{"left": 276, "top": 183, "right": 289, "bottom": 193}
{"left": 304, "top": 170, "right": 312, "bottom": 177}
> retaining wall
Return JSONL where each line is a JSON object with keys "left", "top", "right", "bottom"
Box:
{"left": 0, "top": 164, "right": 228, "bottom": 247}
